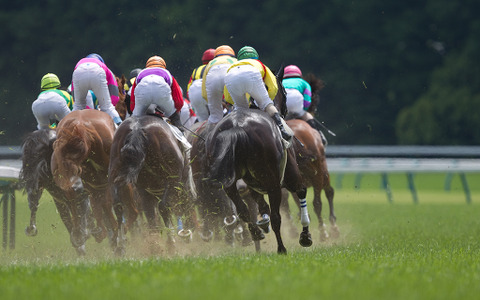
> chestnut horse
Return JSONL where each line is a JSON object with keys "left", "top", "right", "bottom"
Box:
{"left": 282, "top": 119, "right": 339, "bottom": 240}
{"left": 204, "top": 70, "right": 313, "bottom": 254}
{"left": 51, "top": 109, "right": 118, "bottom": 254}
{"left": 108, "top": 115, "right": 197, "bottom": 255}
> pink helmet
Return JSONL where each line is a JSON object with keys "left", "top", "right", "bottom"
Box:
{"left": 284, "top": 65, "right": 302, "bottom": 78}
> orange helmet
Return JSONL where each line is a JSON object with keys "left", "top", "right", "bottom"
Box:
{"left": 146, "top": 56, "right": 166, "bottom": 69}
{"left": 214, "top": 45, "right": 235, "bottom": 58}
{"left": 202, "top": 48, "right": 215, "bottom": 64}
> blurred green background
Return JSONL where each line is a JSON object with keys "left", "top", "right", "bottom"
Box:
{"left": 1, "top": 0, "right": 479, "bottom": 145}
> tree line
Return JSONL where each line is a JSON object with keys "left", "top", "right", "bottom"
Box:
{"left": 1, "top": 0, "right": 478, "bottom": 145}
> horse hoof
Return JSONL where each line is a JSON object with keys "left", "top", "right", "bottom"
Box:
{"left": 277, "top": 246, "right": 287, "bottom": 255}
{"left": 299, "top": 231, "right": 313, "bottom": 247}
{"left": 224, "top": 215, "right": 238, "bottom": 228}
{"left": 115, "top": 246, "right": 126, "bottom": 257}
{"left": 178, "top": 229, "right": 193, "bottom": 243}
{"left": 249, "top": 224, "right": 265, "bottom": 241}
{"left": 225, "top": 233, "right": 234, "bottom": 246}
{"left": 234, "top": 225, "right": 244, "bottom": 242}
{"left": 25, "top": 225, "right": 38, "bottom": 237}
{"left": 256, "top": 214, "right": 270, "bottom": 233}
{"left": 200, "top": 230, "right": 213, "bottom": 242}
{"left": 330, "top": 225, "right": 340, "bottom": 239}
{"left": 76, "top": 245, "right": 86, "bottom": 256}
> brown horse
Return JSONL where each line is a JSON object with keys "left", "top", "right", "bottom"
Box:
{"left": 282, "top": 119, "right": 339, "bottom": 240}
{"left": 108, "top": 115, "right": 197, "bottom": 255}
{"left": 51, "top": 109, "right": 117, "bottom": 254}
{"left": 115, "top": 75, "right": 128, "bottom": 120}
{"left": 204, "top": 69, "right": 313, "bottom": 254}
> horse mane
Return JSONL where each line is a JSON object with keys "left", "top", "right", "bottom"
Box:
{"left": 206, "top": 125, "right": 249, "bottom": 188}
{"left": 53, "top": 119, "right": 98, "bottom": 178}
{"left": 19, "top": 129, "right": 56, "bottom": 192}
{"left": 304, "top": 73, "right": 325, "bottom": 115}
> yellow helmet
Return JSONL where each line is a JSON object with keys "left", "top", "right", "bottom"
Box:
{"left": 214, "top": 45, "right": 235, "bottom": 58}
{"left": 146, "top": 56, "right": 166, "bottom": 69}
{"left": 41, "top": 73, "right": 61, "bottom": 90}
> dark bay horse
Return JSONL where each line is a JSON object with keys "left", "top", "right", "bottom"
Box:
{"left": 109, "top": 115, "right": 197, "bottom": 255}
{"left": 51, "top": 109, "right": 118, "bottom": 254}
{"left": 283, "top": 119, "right": 339, "bottom": 240}
{"left": 205, "top": 87, "right": 313, "bottom": 255}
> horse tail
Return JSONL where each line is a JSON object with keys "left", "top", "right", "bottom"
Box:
{"left": 117, "top": 127, "right": 147, "bottom": 184}
{"left": 19, "top": 129, "right": 56, "bottom": 192}
{"left": 206, "top": 126, "right": 248, "bottom": 188}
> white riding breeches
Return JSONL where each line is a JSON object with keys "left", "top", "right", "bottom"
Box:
{"left": 32, "top": 91, "right": 71, "bottom": 129}
{"left": 72, "top": 62, "right": 120, "bottom": 121}
{"left": 224, "top": 64, "right": 273, "bottom": 111}
{"left": 188, "top": 79, "right": 209, "bottom": 122}
{"left": 205, "top": 64, "right": 230, "bottom": 124}
{"left": 132, "top": 75, "right": 176, "bottom": 118}
{"left": 285, "top": 88, "right": 307, "bottom": 119}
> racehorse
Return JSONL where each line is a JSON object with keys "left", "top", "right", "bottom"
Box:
{"left": 282, "top": 119, "right": 339, "bottom": 240}
{"left": 186, "top": 121, "right": 246, "bottom": 246}
{"left": 114, "top": 75, "right": 128, "bottom": 120}
{"left": 204, "top": 71, "right": 313, "bottom": 254}
{"left": 20, "top": 129, "right": 92, "bottom": 237}
{"left": 51, "top": 109, "right": 118, "bottom": 254}
{"left": 108, "top": 115, "right": 197, "bottom": 255}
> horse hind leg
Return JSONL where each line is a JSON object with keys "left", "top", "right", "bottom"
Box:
{"left": 312, "top": 185, "right": 329, "bottom": 241}
{"left": 295, "top": 187, "right": 313, "bottom": 248}
{"left": 25, "top": 189, "right": 42, "bottom": 236}
{"left": 224, "top": 185, "right": 264, "bottom": 244}
{"left": 324, "top": 184, "right": 339, "bottom": 238}
{"left": 267, "top": 188, "right": 288, "bottom": 254}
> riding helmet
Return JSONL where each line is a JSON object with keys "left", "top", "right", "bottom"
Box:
{"left": 146, "top": 56, "right": 166, "bottom": 69}
{"left": 41, "top": 73, "right": 61, "bottom": 90}
{"left": 283, "top": 65, "right": 302, "bottom": 78}
{"left": 202, "top": 48, "right": 216, "bottom": 64}
{"left": 237, "top": 46, "right": 258, "bottom": 60}
{"left": 86, "top": 53, "right": 104, "bottom": 63}
{"left": 214, "top": 45, "right": 235, "bottom": 58}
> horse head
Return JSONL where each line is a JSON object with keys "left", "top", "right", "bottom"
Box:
{"left": 115, "top": 75, "right": 128, "bottom": 120}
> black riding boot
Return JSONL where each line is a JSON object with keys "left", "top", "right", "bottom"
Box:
{"left": 272, "top": 113, "right": 292, "bottom": 141}
{"left": 306, "top": 119, "right": 328, "bottom": 146}
{"left": 168, "top": 111, "right": 184, "bottom": 133}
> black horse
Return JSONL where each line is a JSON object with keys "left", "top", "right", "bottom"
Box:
{"left": 20, "top": 129, "right": 76, "bottom": 237}
{"left": 204, "top": 71, "right": 313, "bottom": 254}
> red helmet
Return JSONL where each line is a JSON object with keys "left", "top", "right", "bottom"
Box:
{"left": 201, "top": 48, "right": 215, "bottom": 64}
{"left": 284, "top": 65, "right": 302, "bottom": 78}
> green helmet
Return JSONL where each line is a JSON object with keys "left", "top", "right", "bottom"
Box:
{"left": 237, "top": 46, "right": 258, "bottom": 60}
{"left": 41, "top": 73, "right": 61, "bottom": 90}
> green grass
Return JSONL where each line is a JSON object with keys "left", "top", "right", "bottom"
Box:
{"left": 0, "top": 173, "right": 479, "bottom": 300}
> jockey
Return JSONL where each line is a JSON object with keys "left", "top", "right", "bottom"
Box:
{"left": 71, "top": 53, "right": 123, "bottom": 126}
{"left": 130, "top": 55, "right": 185, "bottom": 131}
{"left": 283, "top": 65, "right": 327, "bottom": 145}
{"left": 186, "top": 48, "right": 215, "bottom": 122}
{"left": 223, "top": 46, "right": 293, "bottom": 142}
{"left": 122, "top": 68, "right": 141, "bottom": 117}
{"left": 32, "top": 73, "right": 73, "bottom": 129}
{"left": 201, "top": 45, "right": 237, "bottom": 124}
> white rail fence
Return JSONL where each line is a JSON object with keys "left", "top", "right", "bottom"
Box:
{"left": 0, "top": 145, "right": 479, "bottom": 249}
